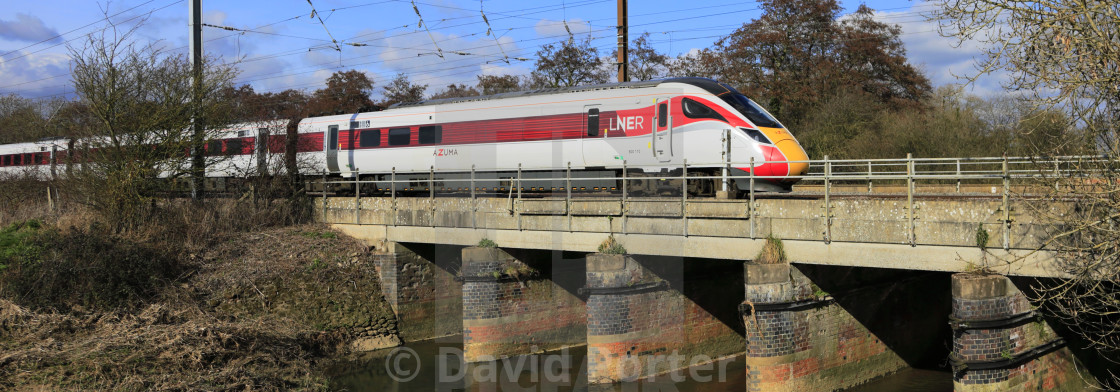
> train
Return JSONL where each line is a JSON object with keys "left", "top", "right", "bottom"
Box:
{"left": 0, "top": 77, "right": 809, "bottom": 195}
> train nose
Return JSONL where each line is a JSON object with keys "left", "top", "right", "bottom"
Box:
{"left": 777, "top": 139, "right": 809, "bottom": 178}
{"left": 757, "top": 127, "right": 809, "bottom": 178}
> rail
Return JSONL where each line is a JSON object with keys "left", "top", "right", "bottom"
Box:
{"left": 316, "top": 154, "right": 1111, "bottom": 250}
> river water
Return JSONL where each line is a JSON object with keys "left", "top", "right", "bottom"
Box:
{"left": 328, "top": 336, "right": 951, "bottom": 392}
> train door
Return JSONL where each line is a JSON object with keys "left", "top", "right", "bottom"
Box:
{"left": 582, "top": 104, "right": 603, "bottom": 166}
{"left": 325, "top": 124, "right": 340, "bottom": 173}
{"left": 654, "top": 97, "right": 673, "bottom": 162}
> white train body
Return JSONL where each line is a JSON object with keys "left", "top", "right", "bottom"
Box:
{"left": 0, "top": 140, "right": 64, "bottom": 179}
{"left": 296, "top": 77, "right": 809, "bottom": 191}
{"left": 0, "top": 78, "right": 808, "bottom": 193}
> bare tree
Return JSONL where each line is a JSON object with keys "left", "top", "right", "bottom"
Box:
{"left": 613, "top": 32, "right": 669, "bottom": 81}
{"left": 66, "top": 19, "right": 237, "bottom": 230}
{"left": 527, "top": 38, "right": 610, "bottom": 88}
{"left": 309, "top": 70, "right": 376, "bottom": 114}
{"left": 429, "top": 83, "right": 480, "bottom": 100}
{"left": 380, "top": 73, "right": 427, "bottom": 107}
{"left": 936, "top": 0, "right": 1120, "bottom": 385}
{"left": 476, "top": 74, "right": 522, "bottom": 95}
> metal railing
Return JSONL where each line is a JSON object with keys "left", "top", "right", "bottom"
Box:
{"left": 317, "top": 154, "right": 1110, "bottom": 249}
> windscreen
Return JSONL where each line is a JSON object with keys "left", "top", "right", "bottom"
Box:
{"left": 721, "top": 94, "right": 783, "bottom": 129}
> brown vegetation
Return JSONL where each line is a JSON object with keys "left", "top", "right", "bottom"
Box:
{"left": 0, "top": 200, "right": 397, "bottom": 391}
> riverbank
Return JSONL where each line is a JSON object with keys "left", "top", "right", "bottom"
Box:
{"left": 0, "top": 215, "right": 400, "bottom": 391}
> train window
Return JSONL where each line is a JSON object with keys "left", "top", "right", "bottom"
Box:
{"left": 681, "top": 98, "right": 727, "bottom": 122}
{"left": 418, "top": 125, "right": 441, "bottom": 145}
{"left": 1, "top": 155, "right": 7, "bottom": 166}
{"left": 328, "top": 125, "right": 339, "bottom": 151}
{"left": 388, "top": 128, "right": 411, "bottom": 146}
{"left": 722, "top": 94, "right": 783, "bottom": 128}
{"left": 225, "top": 139, "right": 243, "bottom": 155}
{"left": 586, "top": 108, "right": 599, "bottom": 137}
{"left": 658, "top": 103, "right": 668, "bottom": 128}
{"left": 359, "top": 129, "right": 381, "bottom": 147}
{"left": 207, "top": 140, "right": 222, "bottom": 155}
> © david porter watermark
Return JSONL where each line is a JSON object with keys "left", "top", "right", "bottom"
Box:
{"left": 384, "top": 345, "right": 736, "bottom": 389}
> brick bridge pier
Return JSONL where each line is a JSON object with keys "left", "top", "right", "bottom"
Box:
{"left": 324, "top": 195, "right": 1094, "bottom": 390}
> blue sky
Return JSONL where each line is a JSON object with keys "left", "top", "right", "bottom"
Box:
{"left": 0, "top": 0, "right": 1003, "bottom": 101}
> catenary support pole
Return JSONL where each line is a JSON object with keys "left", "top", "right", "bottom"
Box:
{"left": 616, "top": 0, "right": 628, "bottom": 82}
{"left": 189, "top": 0, "right": 204, "bottom": 200}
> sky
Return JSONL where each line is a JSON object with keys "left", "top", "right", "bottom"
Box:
{"left": 0, "top": 0, "right": 1005, "bottom": 101}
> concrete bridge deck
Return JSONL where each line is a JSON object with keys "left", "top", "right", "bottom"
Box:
{"left": 316, "top": 195, "right": 1065, "bottom": 277}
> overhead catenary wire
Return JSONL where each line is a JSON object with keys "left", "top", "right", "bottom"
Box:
{"left": 6, "top": 0, "right": 952, "bottom": 100}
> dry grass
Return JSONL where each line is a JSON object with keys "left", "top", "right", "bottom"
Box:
{"left": 756, "top": 235, "right": 787, "bottom": 264}
{"left": 0, "top": 186, "right": 394, "bottom": 391}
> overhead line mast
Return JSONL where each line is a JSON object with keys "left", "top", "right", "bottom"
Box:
{"left": 189, "top": 0, "right": 204, "bottom": 200}
{"left": 617, "top": 0, "right": 628, "bottom": 82}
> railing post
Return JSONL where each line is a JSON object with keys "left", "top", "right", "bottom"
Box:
{"left": 354, "top": 172, "right": 360, "bottom": 224}
{"left": 471, "top": 164, "right": 476, "bottom": 230}
{"left": 682, "top": 159, "right": 688, "bottom": 237}
{"left": 321, "top": 171, "right": 327, "bottom": 223}
{"left": 907, "top": 153, "right": 915, "bottom": 246}
{"left": 430, "top": 166, "right": 435, "bottom": 228}
{"left": 956, "top": 159, "right": 962, "bottom": 193}
{"left": 1002, "top": 154, "right": 1011, "bottom": 250}
{"left": 1053, "top": 159, "right": 1060, "bottom": 191}
{"left": 823, "top": 155, "right": 831, "bottom": 244}
{"left": 722, "top": 129, "right": 731, "bottom": 192}
{"left": 567, "top": 161, "right": 572, "bottom": 232}
{"left": 516, "top": 163, "right": 522, "bottom": 231}
{"left": 868, "top": 160, "right": 873, "bottom": 194}
{"left": 391, "top": 167, "right": 397, "bottom": 226}
{"left": 621, "top": 160, "right": 628, "bottom": 235}
{"left": 749, "top": 157, "right": 756, "bottom": 240}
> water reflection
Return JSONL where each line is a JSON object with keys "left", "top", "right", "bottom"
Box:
{"left": 327, "top": 336, "right": 949, "bottom": 392}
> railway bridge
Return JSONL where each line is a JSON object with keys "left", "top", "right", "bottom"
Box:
{"left": 314, "top": 156, "right": 1094, "bottom": 391}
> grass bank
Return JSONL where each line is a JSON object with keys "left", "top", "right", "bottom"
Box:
{"left": 0, "top": 200, "right": 398, "bottom": 391}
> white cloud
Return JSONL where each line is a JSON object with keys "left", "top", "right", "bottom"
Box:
{"left": 870, "top": 5, "right": 1011, "bottom": 96}
{"left": 0, "top": 51, "right": 72, "bottom": 98}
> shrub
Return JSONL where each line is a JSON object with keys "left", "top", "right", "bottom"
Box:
{"left": 598, "top": 235, "right": 627, "bottom": 255}
{"left": 975, "top": 223, "right": 990, "bottom": 250}
{"left": 477, "top": 238, "right": 498, "bottom": 248}
{"left": 0, "top": 221, "right": 187, "bottom": 312}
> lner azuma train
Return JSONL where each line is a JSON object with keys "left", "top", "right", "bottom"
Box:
{"left": 301, "top": 77, "right": 809, "bottom": 195}
{"left": 0, "top": 77, "right": 809, "bottom": 195}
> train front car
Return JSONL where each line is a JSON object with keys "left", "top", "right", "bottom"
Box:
{"left": 668, "top": 78, "right": 809, "bottom": 192}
